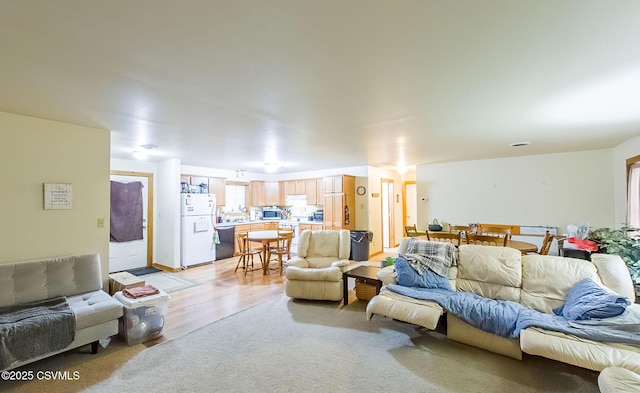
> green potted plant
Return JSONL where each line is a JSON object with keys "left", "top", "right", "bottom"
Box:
{"left": 587, "top": 226, "right": 640, "bottom": 285}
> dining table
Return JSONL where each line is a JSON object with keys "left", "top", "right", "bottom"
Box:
{"left": 417, "top": 235, "right": 539, "bottom": 254}
{"left": 246, "top": 230, "right": 293, "bottom": 274}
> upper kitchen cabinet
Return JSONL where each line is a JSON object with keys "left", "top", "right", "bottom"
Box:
{"left": 208, "top": 177, "right": 226, "bottom": 206}
{"left": 250, "top": 180, "right": 265, "bottom": 206}
{"left": 264, "top": 181, "right": 283, "bottom": 206}
{"left": 323, "top": 175, "right": 348, "bottom": 194}
{"left": 250, "top": 180, "right": 283, "bottom": 206}
{"left": 305, "top": 179, "right": 317, "bottom": 205}
{"left": 284, "top": 180, "right": 306, "bottom": 196}
{"left": 322, "top": 175, "right": 355, "bottom": 231}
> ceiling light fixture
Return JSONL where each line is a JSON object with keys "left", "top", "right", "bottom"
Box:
{"left": 132, "top": 150, "right": 148, "bottom": 160}
{"left": 132, "top": 143, "right": 158, "bottom": 160}
{"left": 236, "top": 169, "right": 245, "bottom": 178}
{"left": 264, "top": 162, "right": 279, "bottom": 173}
{"left": 509, "top": 142, "right": 530, "bottom": 147}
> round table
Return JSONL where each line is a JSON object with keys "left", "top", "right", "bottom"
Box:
{"left": 246, "top": 230, "right": 293, "bottom": 274}
{"left": 417, "top": 235, "right": 538, "bottom": 254}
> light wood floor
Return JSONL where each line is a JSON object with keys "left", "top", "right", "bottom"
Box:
{"left": 145, "top": 249, "right": 395, "bottom": 347}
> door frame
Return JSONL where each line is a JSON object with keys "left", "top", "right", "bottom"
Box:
{"left": 403, "top": 180, "right": 416, "bottom": 228}
{"left": 110, "top": 170, "right": 154, "bottom": 267}
{"left": 380, "top": 178, "right": 395, "bottom": 248}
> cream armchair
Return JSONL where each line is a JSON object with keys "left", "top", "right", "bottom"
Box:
{"left": 285, "top": 229, "right": 351, "bottom": 301}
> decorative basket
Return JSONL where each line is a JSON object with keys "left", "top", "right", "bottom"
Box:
{"left": 428, "top": 218, "right": 443, "bottom": 231}
{"left": 354, "top": 279, "right": 377, "bottom": 301}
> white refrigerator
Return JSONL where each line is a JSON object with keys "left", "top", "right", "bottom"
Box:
{"left": 180, "top": 193, "right": 217, "bottom": 268}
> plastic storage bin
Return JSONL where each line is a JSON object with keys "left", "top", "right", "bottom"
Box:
{"left": 113, "top": 290, "right": 170, "bottom": 344}
{"left": 350, "top": 230, "right": 374, "bottom": 261}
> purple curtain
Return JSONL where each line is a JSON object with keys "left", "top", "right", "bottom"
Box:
{"left": 110, "top": 181, "right": 144, "bottom": 242}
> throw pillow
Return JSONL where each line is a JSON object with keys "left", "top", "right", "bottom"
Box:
{"left": 394, "top": 255, "right": 450, "bottom": 290}
{"left": 553, "top": 278, "right": 630, "bottom": 320}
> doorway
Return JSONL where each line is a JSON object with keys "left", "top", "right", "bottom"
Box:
{"left": 109, "top": 171, "right": 154, "bottom": 272}
{"left": 404, "top": 181, "right": 417, "bottom": 228}
{"left": 381, "top": 178, "right": 395, "bottom": 248}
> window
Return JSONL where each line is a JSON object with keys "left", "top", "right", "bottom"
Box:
{"left": 224, "top": 184, "right": 247, "bottom": 213}
{"left": 627, "top": 158, "right": 640, "bottom": 229}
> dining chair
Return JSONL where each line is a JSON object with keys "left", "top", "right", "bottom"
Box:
{"left": 477, "top": 226, "right": 512, "bottom": 241}
{"left": 405, "top": 225, "right": 419, "bottom": 237}
{"left": 449, "top": 225, "right": 473, "bottom": 240}
{"left": 234, "top": 232, "right": 262, "bottom": 275}
{"left": 267, "top": 231, "right": 293, "bottom": 274}
{"left": 429, "top": 231, "right": 461, "bottom": 245}
{"left": 465, "top": 233, "right": 508, "bottom": 247}
{"left": 531, "top": 231, "right": 555, "bottom": 255}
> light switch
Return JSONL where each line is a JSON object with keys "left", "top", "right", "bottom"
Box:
{"left": 97, "top": 218, "right": 105, "bottom": 228}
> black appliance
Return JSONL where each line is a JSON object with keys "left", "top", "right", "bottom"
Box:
{"left": 215, "top": 226, "right": 235, "bottom": 260}
{"left": 262, "top": 208, "right": 281, "bottom": 220}
{"left": 313, "top": 211, "right": 324, "bottom": 221}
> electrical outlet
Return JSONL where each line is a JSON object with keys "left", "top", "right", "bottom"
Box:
{"left": 97, "top": 218, "right": 105, "bottom": 228}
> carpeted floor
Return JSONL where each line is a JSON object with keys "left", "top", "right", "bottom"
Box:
{"left": 1, "top": 295, "right": 599, "bottom": 393}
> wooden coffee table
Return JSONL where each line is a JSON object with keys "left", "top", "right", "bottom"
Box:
{"left": 343, "top": 265, "right": 382, "bottom": 305}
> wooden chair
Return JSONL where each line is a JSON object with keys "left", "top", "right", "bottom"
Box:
{"left": 267, "top": 231, "right": 293, "bottom": 274}
{"left": 450, "top": 225, "right": 473, "bottom": 240}
{"left": 405, "top": 225, "right": 419, "bottom": 237}
{"left": 532, "top": 231, "right": 555, "bottom": 255}
{"left": 477, "top": 226, "right": 512, "bottom": 241}
{"left": 234, "top": 232, "right": 262, "bottom": 275}
{"left": 465, "top": 233, "right": 508, "bottom": 247}
{"left": 429, "top": 232, "right": 461, "bottom": 245}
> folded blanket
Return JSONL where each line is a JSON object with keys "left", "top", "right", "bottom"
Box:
{"left": 124, "top": 285, "right": 160, "bottom": 299}
{"left": 402, "top": 238, "right": 457, "bottom": 277}
{"left": 0, "top": 297, "right": 75, "bottom": 369}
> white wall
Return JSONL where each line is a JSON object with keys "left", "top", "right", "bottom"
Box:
{"left": 157, "top": 159, "right": 182, "bottom": 269}
{"left": 416, "top": 149, "right": 614, "bottom": 233}
{"left": 613, "top": 135, "right": 640, "bottom": 228}
{"left": 0, "top": 112, "right": 111, "bottom": 286}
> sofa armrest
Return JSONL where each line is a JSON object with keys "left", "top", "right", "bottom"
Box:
{"left": 331, "top": 259, "right": 350, "bottom": 272}
{"left": 285, "top": 266, "right": 342, "bottom": 281}
{"left": 285, "top": 257, "right": 309, "bottom": 268}
{"left": 377, "top": 265, "right": 397, "bottom": 286}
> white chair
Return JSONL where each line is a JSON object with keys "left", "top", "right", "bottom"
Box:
{"left": 284, "top": 229, "right": 351, "bottom": 301}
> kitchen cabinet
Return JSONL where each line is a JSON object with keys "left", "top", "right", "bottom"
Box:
{"left": 234, "top": 224, "right": 251, "bottom": 255}
{"left": 300, "top": 223, "right": 323, "bottom": 232}
{"left": 181, "top": 174, "right": 227, "bottom": 205}
{"left": 323, "top": 175, "right": 355, "bottom": 231}
{"left": 208, "top": 177, "right": 226, "bottom": 206}
{"left": 264, "top": 181, "right": 283, "bottom": 206}
{"left": 284, "top": 180, "right": 306, "bottom": 196}
{"left": 250, "top": 181, "right": 265, "bottom": 206}
{"left": 251, "top": 181, "right": 283, "bottom": 206}
{"left": 305, "top": 179, "right": 317, "bottom": 205}
{"left": 316, "top": 178, "right": 324, "bottom": 204}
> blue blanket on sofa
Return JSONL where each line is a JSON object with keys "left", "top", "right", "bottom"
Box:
{"left": 387, "top": 285, "right": 640, "bottom": 347}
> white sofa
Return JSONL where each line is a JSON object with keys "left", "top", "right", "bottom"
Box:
{"left": 366, "top": 238, "right": 640, "bottom": 374}
{"left": 0, "top": 253, "right": 123, "bottom": 370}
{"left": 284, "top": 229, "right": 351, "bottom": 301}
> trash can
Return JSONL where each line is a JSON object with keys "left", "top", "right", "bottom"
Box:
{"left": 350, "top": 230, "right": 373, "bottom": 261}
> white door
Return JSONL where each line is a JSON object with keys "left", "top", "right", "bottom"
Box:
{"left": 405, "top": 183, "right": 417, "bottom": 227}
{"left": 109, "top": 174, "right": 149, "bottom": 272}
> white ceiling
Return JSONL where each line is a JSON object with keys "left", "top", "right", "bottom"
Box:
{"left": 1, "top": 1, "right": 640, "bottom": 174}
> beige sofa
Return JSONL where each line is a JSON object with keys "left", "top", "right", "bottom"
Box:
{"left": 0, "top": 253, "right": 123, "bottom": 370}
{"left": 284, "top": 229, "right": 351, "bottom": 301}
{"left": 366, "top": 238, "right": 640, "bottom": 373}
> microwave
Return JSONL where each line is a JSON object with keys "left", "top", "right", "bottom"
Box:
{"left": 262, "top": 208, "right": 281, "bottom": 220}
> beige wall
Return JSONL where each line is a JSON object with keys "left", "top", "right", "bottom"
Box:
{"left": 0, "top": 112, "right": 111, "bottom": 286}
{"left": 416, "top": 149, "right": 614, "bottom": 233}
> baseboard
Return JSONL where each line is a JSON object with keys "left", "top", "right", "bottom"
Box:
{"left": 152, "top": 263, "right": 181, "bottom": 272}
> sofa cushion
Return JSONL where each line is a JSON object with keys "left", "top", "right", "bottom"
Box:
{"left": 67, "top": 290, "right": 123, "bottom": 330}
{"left": 0, "top": 254, "right": 103, "bottom": 308}
{"left": 394, "top": 256, "right": 450, "bottom": 290}
{"left": 591, "top": 253, "right": 636, "bottom": 301}
{"left": 285, "top": 266, "right": 342, "bottom": 282}
{"left": 456, "top": 245, "right": 522, "bottom": 302}
{"left": 521, "top": 254, "right": 600, "bottom": 314}
{"left": 553, "top": 278, "right": 630, "bottom": 320}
